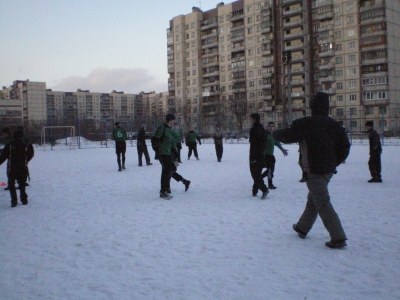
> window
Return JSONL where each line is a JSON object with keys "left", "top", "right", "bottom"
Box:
{"left": 335, "top": 43, "right": 342, "bottom": 51}
{"left": 349, "top": 81, "right": 356, "bottom": 88}
{"left": 334, "top": 31, "right": 342, "bottom": 38}
{"left": 336, "top": 69, "right": 343, "bottom": 77}
{"left": 336, "top": 95, "right": 343, "bottom": 101}
{"left": 249, "top": 70, "right": 254, "bottom": 77}
{"left": 249, "top": 81, "right": 255, "bottom": 87}
{"left": 350, "top": 120, "right": 357, "bottom": 128}
{"left": 348, "top": 54, "right": 356, "bottom": 62}
{"left": 365, "top": 107, "right": 373, "bottom": 115}
{"left": 191, "top": 32, "right": 196, "bottom": 38}
{"left": 337, "top": 108, "right": 344, "bottom": 116}
{"left": 336, "top": 82, "right": 343, "bottom": 89}
{"left": 336, "top": 56, "right": 343, "bottom": 64}
{"left": 248, "top": 38, "right": 253, "bottom": 45}
{"left": 219, "top": 16, "right": 224, "bottom": 23}
{"left": 248, "top": 17, "right": 253, "bottom": 24}
{"left": 176, "top": 35, "right": 180, "bottom": 41}
{"left": 350, "top": 107, "right": 357, "bottom": 115}
{"left": 334, "top": 6, "right": 340, "bottom": 13}
{"left": 379, "top": 106, "right": 387, "bottom": 114}
{"left": 347, "top": 29, "right": 355, "bottom": 36}
{"left": 348, "top": 68, "right": 357, "bottom": 75}
{"left": 334, "top": 18, "right": 341, "bottom": 25}
{"left": 248, "top": 49, "right": 254, "bottom": 56}
{"left": 349, "top": 94, "right": 357, "bottom": 101}
{"left": 192, "top": 69, "right": 196, "bottom": 75}
{"left": 348, "top": 41, "right": 355, "bottom": 49}
{"left": 247, "top": 6, "right": 252, "bottom": 13}
{"left": 191, "top": 22, "right": 195, "bottom": 29}
{"left": 347, "top": 15, "right": 354, "bottom": 24}
{"left": 248, "top": 27, "right": 253, "bottom": 34}
{"left": 346, "top": 2, "right": 354, "bottom": 11}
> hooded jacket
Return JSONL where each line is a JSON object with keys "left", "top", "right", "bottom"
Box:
{"left": 273, "top": 92, "right": 350, "bottom": 175}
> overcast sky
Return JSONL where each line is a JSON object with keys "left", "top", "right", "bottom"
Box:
{"left": 0, "top": 0, "right": 216, "bottom": 94}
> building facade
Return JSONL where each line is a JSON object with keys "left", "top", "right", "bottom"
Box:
{"left": 167, "top": 0, "right": 400, "bottom": 135}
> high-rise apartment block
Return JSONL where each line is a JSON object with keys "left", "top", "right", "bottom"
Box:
{"left": 167, "top": 0, "right": 400, "bottom": 134}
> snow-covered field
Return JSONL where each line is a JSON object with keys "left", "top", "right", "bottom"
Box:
{"left": 0, "top": 141, "right": 399, "bottom": 300}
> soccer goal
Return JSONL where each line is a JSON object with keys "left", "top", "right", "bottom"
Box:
{"left": 41, "top": 126, "right": 76, "bottom": 150}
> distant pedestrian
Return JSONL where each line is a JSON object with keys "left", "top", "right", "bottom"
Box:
{"left": 249, "top": 113, "right": 269, "bottom": 199}
{"left": 0, "top": 130, "right": 34, "bottom": 207}
{"left": 172, "top": 123, "right": 184, "bottom": 163}
{"left": 1, "top": 127, "right": 12, "bottom": 190}
{"left": 112, "top": 122, "right": 127, "bottom": 171}
{"left": 186, "top": 127, "right": 201, "bottom": 160}
{"left": 213, "top": 125, "right": 223, "bottom": 162}
{"left": 261, "top": 122, "right": 288, "bottom": 189}
{"left": 137, "top": 124, "right": 152, "bottom": 166}
{"left": 154, "top": 113, "right": 190, "bottom": 199}
{"left": 273, "top": 92, "right": 350, "bottom": 249}
{"left": 365, "top": 121, "right": 382, "bottom": 183}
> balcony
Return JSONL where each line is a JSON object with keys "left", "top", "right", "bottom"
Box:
{"left": 282, "top": 0, "right": 302, "bottom": 5}
{"left": 284, "top": 43, "right": 304, "bottom": 51}
{"left": 262, "top": 59, "right": 274, "bottom": 68}
{"left": 202, "top": 80, "right": 220, "bottom": 87}
{"left": 329, "top": 100, "right": 336, "bottom": 108}
{"left": 262, "top": 48, "right": 272, "bottom": 56}
{"left": 262, "top": 72, "right": 273, "bottom": 79}
{"left": 318, "top": 24, "right": 334, "bottom": 33}
{"left": 316, "top": 11, "right": 334, "bottom": 21}
{"left": 361, "top": 57, "right": 388, "bottom": 66}
{"left": 291, "top": 79, "right": 305, "bottom": 86}
{"left": 319, "top": 49, "right": 335, "bottom": 58}
{"left": 201, "top": 31, "right": 217, "bottom": 40}
{"left": 283, "top": 6, "right": 303, "bottom": 17}
{"left": 202, "top": 70, "right": 219, "bottom": 77}
{"left": 319, "top": 36, "right": 334, "bottom": 44}
{"left": 324, "top": 88, "right": 336, "bottom": 95}
{"left": 168, "top": 65, "right": 174, "bottom": 73}
{"left": 231, "top": 13, "right": 244, "bottom": 22}
{"left": 290, "top": 91, "right": 304, "bottom": 98}
{"left": 202, "top": 60, "right": 219, "bottom": 68}
{"left": 231, "top": 35, "right": 245, "bottom": 43}
{"left": 200, "top": 20, "right": 218, "bottom": 30}
{"left": 262, "top": 83, "right": 272, "bottom": 90}
{"left": 201, "top": 41, "right": 219, "bottom": 49}
{"left": 360, "top": 0, "right": 385, "bottom": 13}
{"left": 319, "top": 62, "right": 336, "bottom": 70}
{"left": 283, "top": 31, "right": 304, "bottom": 41}
{"left": 362, "top": 99, "right": 389, "bottom": 106}
{"left": 282, "top": 19, "right": 303, "bottom": 29}
{"left": 262, "top": 95, "right": 273, "bottom": 101}
{"left": 319, "top": 75, "right": 335, "bottom": 83}
{"left": 231, "top": 45, "right": 245, "bottom": 53}
{"left": 261, "top": 26, "right": 272, "bottom": 34}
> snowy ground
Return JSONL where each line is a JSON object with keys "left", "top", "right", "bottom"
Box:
{"left": 0, "top": 141, "right": 399, "bottom": 300}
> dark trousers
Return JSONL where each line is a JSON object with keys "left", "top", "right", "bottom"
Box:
{"left": 137, "top": 144, "right": 151, "bottom": 165}
{"left": 188, "top": 142, "right": 198, "bottom": 159}
{"left": 297, "top": 173, "right": 347, "bottom": 241}
{"left": 368, "top": 152, "right": 382, "bottom": 179}
{"left": 215, "top": 144, "right": 223, "bottom": 161}
{"left": 8, "top": 172, "right": 28, "bottom": 205}
{"left": 250, "top": 159, "right": 268, "bottom": 194}
{"left": 159, "top": 155, "right": 184, "bottom": 192}
{"left": 116, "top": 141, "right": 126, "bottom": 168}
{"left": 262, "top": 154, "right": 276, "bottom": 179}
{"left": 177, "top": 143, "right": 182, "bottom": 162}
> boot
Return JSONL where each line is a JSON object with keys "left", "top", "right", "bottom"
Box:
{"left": 182, "top": 179, "right": 191, "bottom": 192}
{"left": 268, "top": 179, "right": 277, "bottom": 189}
{"left": 122, "top": 163, "right": 126, "bottom": 170}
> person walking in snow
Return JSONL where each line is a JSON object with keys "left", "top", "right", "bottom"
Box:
{"left": 0, "top": 129, "right": 34, "bottom": 207}
{"left": 154, "top": 113, "right": 190, "bottom": 199}
{"left": 261, "top": 122, "right": 288, "bottom": 189}
{"left": 137, "top": 124, "right": 152, "bottom": 167}
{"left": 365, "top": 120, "right": 382, "bottom": 183}
{"left": 112, "top": 122, "right": 127, "bottom": 171}
{"left": 273, "top": 92, "right": 350, "bottom": 249}
{"left": 213, "top": 125, "right": 224, "bottom": 162}
{"left": 249, "top": 113, "right": 269, "bottom": 200}
{"left": 186, "top": 127, "right": 201, "bottom": 160}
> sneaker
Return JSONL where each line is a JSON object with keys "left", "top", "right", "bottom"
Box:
{"left": 138, "top": 164, "right": 143, "bottom": 167}
{"left": 261, "top": 190, "right": 269, "bottom": 200}
{"left": 122, "top": 164, "right": 126, "bottom": 170}
{"left": 4, "top": 187, "right": 9, "bottom": 190}
{"left": 25, "top": 183, "right": 29, "bottom": 186}
{"left": 292, "top": 224, "right": 307, "bottom": 239}
{"left": 118, "top": 168, "right": 122, "bottom": 172}
{"left": 368, "top": 178, "right": 380, "bottom": 183}
{"left": 299, "top": 178, "right": 307, "bottom": 182}
{"left": 178, "top": 161, "right": 183, "bottom": 163}
{"left": 147, "top": 163, "right": 152, "bottom": 166}
{"left": 21, "top": 200, "right": 28, "bottom": 205}
{"left": 183, "top": 180, "right": 191, "bottom": 192}
{"left": 11, "top": 202, "right": 17, "bottom": 208}
{"left": 325, "top": 239, "right": 347, "bottom": 249}
{"left": 252, "top": 191, "right": 257, "bottom": 197}
{"left": 188, "top": 157, "right": 190, "bottom": 160}
{"left": 268, "top": 184, "right": 277, "bottom": 189}
{"left": 196, "top": 157, "right": 199, "bottom": 160}
{"left": 160, "top": 191, "right": 172, "bottom": 200}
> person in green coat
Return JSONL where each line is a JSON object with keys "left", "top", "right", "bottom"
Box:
{"left": 111, "top": 122, "right": 127, "bottom": 171}
{"left": 186, "top": 127, "right": 201, "bottom": 160}
{"left": 154, "top": 113, "right": 190, "bottom": 199}
{"left": 261, "top": 122, "right": 288, "bottom": 189}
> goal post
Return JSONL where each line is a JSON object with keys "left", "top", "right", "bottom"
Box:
{"left": 41, "top": 126, "right": 76, "bottom": 150}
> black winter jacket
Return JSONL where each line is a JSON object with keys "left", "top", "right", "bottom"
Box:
{"left": 0, "top": 138, "right": 34, "bottom": 176}
{"left": 367, "top": 128, "right": 382, "bottom": 155}
{"left": 273, "top": 116, "right": 350, "bottom": 175}
{"left": 249, "top": 121, "right": 267, "bottom": 161}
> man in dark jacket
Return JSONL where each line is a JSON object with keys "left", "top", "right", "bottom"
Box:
{"left": 0, "top": 130, "right": 34, "bottom": 207}
{"left": 186, "top": 127, "right": 201, "bottom": 160}
{"left": 249, "top": 113, "right": 269, "bottom": 200}
{"left": 365, "top": 121, "right": 382, "bottom": 182}
{"left": 273, "top": 92, "right": 350, "bottom": 249}
{"left": 137, "top": 124, "right": 152, "bottom": 167}
{"left": 154, "top": 113, "right": 190, "bottom": 199}
{"left": 213, "top": 125, "right": 224, "bottom": 162}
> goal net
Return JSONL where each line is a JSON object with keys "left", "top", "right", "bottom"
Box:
{"left": 41, "top": 126, "right": 76, "bottom": 150}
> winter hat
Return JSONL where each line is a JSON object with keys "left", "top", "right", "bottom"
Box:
{"left": 310, "top": 92, "right": 329, "bottom": 116}
{"left": 166, "top": 113, "right": 176, "bottom": 122}
{"left": 365, "top": 121, "right": 374, "bottom": 127}
{"left": 141, "top": 124, "right": 146, "bottom": 129}
{"left": 250, "top": 113, "right": 260, "bottom": 121}
{"left": 115, "top": 122, "right": 120, "bottom": 126}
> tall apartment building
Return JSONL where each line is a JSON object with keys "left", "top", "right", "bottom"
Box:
{"left": 167, "top": 0, "right": 400, "bottom": 135}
